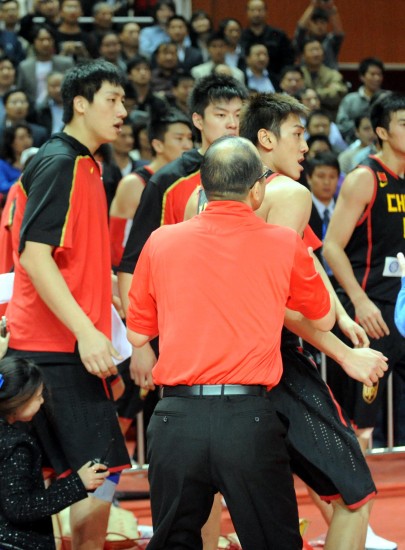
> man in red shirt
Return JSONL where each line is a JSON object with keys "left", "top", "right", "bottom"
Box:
{"left": 126, "top": 135, "right": 335, "bottom": 550}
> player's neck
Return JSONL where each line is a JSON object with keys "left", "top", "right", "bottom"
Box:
{"left": 63, "top": 123, "right": 99, "bottom": 155}
{"left": 377, "top": 148, "right": 405, "bottom": 178}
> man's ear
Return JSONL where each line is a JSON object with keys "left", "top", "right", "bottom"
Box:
{"left": 73, "top": 95, "right": 87, "bottom": 115}
{"left": 192, "top": 112, "right": 203, "bottom": 132}
{"left": 375, "top": 126, "right": 388, "bottom": 143}
{"left": 257, "top": 128, "right": 275, "bottom": 152}
{"left": 151, "top": 138, "right": 164, "bottom": 155}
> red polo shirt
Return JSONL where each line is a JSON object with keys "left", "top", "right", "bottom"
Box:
{"left": 127, "top": 201, "right": 330, "bottom": 389}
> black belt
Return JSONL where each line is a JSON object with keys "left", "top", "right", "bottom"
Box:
{"left": 159, "top": 384, "right": 267, "bottom": 398}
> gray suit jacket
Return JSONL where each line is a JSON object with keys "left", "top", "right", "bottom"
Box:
{"left": 16, "top": 55, "right": 74, "bottom": 105}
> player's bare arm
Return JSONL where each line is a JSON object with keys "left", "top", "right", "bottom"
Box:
{"left": 323, "top": 167, "right": 390, "bottom": 339}
{"left": 110, "top": 173, "right": 145, "bottom": 219}
{"left": 20, "top": 241, "right": 121, "bottom": 378}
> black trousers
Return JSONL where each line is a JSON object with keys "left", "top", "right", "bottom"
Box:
{"left": 146, "top": 395, "right": 302, "bottom": 550}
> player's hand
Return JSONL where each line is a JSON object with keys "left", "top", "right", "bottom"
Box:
{"left": 77, "top": 326, "right": 122, "bottom": 378}
{"left": 129, "top": 343, "right": 156, "bottom": 391}
{"left": 353, "top": 295, "right": 390, "bottom": 339}
{"left": 397, "top": 252, "right": 405, "bottom": 278}
{"left": 339, "top": 347, "right": 388, "bottom": 387}
{"left": 337, "top": 313, "right": 370, "bottom": 348}
{"left": 78, "top": 461, "right": 109, "bottom": 491}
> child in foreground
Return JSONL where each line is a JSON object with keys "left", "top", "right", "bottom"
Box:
{"left": 0, "top": 357, "right": 109, "bottom": 549}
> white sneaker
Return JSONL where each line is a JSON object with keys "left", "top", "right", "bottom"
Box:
{"left": 366, "top": 526, "right": 397, "bottom": 550}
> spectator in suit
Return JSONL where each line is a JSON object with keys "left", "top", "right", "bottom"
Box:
{"left": 127, "top": 54, "right": 168, "bottom": 118}
{"left": 32, "top": 71, "right": 64, "bottom": 137}
{"left": 240, "top": 0, "right": 295, "bottom": 77}
{"left": 1, "top": 88, "right": 48, "bottom": 147}
{"left": 16, "top": 24, "right": 73, "bottom": 106}
{"left": 300, "top": 37, "right": 347, "bottom": 120}
{"left": 118, "top": 21, "right": 140, "bottom": 63}
{"left": 166, "top": 15, "right": 202, "bottom": 74}
{"left": 243, "top": 42, "right": 278, "bottom": 93}
{"left": 307, "top": 150, "right": 340, "bottom": 287}
{"left": 139, "top": 0, "right": 175, "bottom": 58}
{"left": 191, "top": 31, "right": 245, "bottom": 84}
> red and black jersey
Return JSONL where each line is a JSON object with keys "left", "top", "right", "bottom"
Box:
{"left": 7, "top": 133, "right": 112, "bottom": 353}
{"left": 119, "top": 148, "right": 203, "bottom": 274}
{"left": 345, "top": 155, "right": 405, "bottom": 305}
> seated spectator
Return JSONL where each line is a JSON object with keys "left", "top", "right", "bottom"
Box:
{"left": 219, "top": 18, "right": 244, "bottom": 69}
{"left": 19, "top": 0, "right": 61, "bottom": 43}
{"left": 54, "top": 0, "right": 92, "bottom": 60}
{"left": 1, "top": 88, "right": 48, "bottom": 147}
{"left": 110, "top": 119, "right": 137, "bottom": 177}
{"left": 139, "top": 0, "right": 175, "bottom": 58}
{"left": 307, "top": 150, "right": 340, "bottom": 284}
{"left": 0, "top": 55, "right": 16, "bottom": 124}
{"left": 306, "top": 133, "right": 333, "bottom": 157}
{"left": 150, "top": 42, "right": 182, "bottom": 99}
{"left": 336, "top": 57, "right": 385, "bottom": 143}
{"left": 127, "top": 55, "right": 168, "bottom": 117}
{"left": 191, "top": 31, "right": 245, "bottom": 84}
{"left": 132, "top": 119, "right": 153, "bottom": 164}
{"left": 32, "top": 71, "right": 64, "bottom": 137}
{"left": 0, "top": 0, "right": 29, "bottom": 55}
{"left": 0, "top": 122, "right": 33, "bottom": 196}
{"left": 294, "top": 1, "right": 344, "bottom": 70}
{"left": 16, "top": 24, "right": 73, "bottom": 106}
{"left": 189, "top": 10, "right": 213, "bottom": 62}
{"left": 118, "top": 21, "right": 140, "bottom": 63}
{"left": 298, "top": 87, "right": 346, "bottom": 152}
{"left": 168, "top": 72, "right": 195, "bottom": 115}
{"left": 338, "top": 115, "right": 377, "bottom": 174}
{"left": 240, "top": 0, "right": 295, "bottom": 77}
{"left": 305, "top": 108, "right": 347, "bottom": 153}
{"left": 279, "top": 65, "right": 305, "bottom": 96}
{"left": 242, "top": 42, "right": 278, "bottom": 93}
{"left": 300, "top": 37, "right": 347, "bottom": 120}
{"left": 97, "top": 30, "right": 127, "bottom": 72}
{"left": 166, "top": 15, "right": 201, "bottom": 74}
{"left": 0, "top": 21, "right": 25, "bottom": 65}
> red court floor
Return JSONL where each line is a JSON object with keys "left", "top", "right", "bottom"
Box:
{"left": 115, "top": 451, "right": 405, "bottom": 549}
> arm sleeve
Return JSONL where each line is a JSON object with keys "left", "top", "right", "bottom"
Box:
{"left": 395, "top": 278, "right": 405, "bottom": 337}
{"left": 287, "top": 233, "right": 331, "bottom": 319}
{"left": 126, "top": 237, "right": 158, "bottom": 337}
{"left": 0, "top": 443, "right": 87, "bottom": 522}
{"left": 19, "top": 154, "right": 77, "bottom": 253}
{"left": 118, "top": 179, "right": 163, "bottom": 274}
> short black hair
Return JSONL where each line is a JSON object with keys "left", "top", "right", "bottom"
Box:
{"left": 279, "top": 64, "right": 304, "bottom": 81}
{"left": 306, "top": 133, "right": 332, "bottom": 150}
{"left": 61, "top": 60, "right": 126, "bottom": 123}
{"left": 240, "top": 92, "right": 308, "bottom": 144}
{"left": 30, "top": 23, "right": 56, "bottom": 43}
{"left": 1, "top": 122, "right": 32, "bottom": 163}
{"left": 370, "top": 91, "right": 405, "bottom": 146}
{"left": 354, "top": 113, "right": 371, "bottom": 130}
{"left": 306, "top": 151, "right": 340, "bottom": 176}
{"left": 307, "top": 109, "right": 330, "bottom": 125}
{"left": 311, "top": 7, "right": 329, "bottom": 22}
{"left": 245, "top": 41, "right": 268, "bottom": 58}
{"left": 301, "top": 37, "right": 323, "bottom": 54}
{"left": 148, "top": 106, "right": 192, "bottom": 147}
{"left": 2, "top": 87, "right": 28, "bottom": 106}
{"left": 358, "top": 57, "right": 384, "bottom": 77}
{"left": 0, "top": 357, "right": 43, "bottom": 419}
{"left": 127, "top": 55, "right": 151, "bottom": 74}
{"left": 189, "top": 73, "right": 248, "bottom": 117}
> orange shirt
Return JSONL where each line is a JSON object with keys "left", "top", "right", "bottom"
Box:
{"left": 7, "top": 134, "right": 112, "bottom": 353}
{"left": 127, "top": 201, "right": 330, "bottom": 389}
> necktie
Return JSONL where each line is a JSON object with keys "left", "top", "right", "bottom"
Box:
{"left": 322, "top": 208, "right": 332, "bottom": 276}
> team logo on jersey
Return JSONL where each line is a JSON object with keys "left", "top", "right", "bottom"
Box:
{"left": 377, "top": 172, "right": 388, "bottom": 188}
{"left": 363, "top": 380, "right": 379, "bottom": 404}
